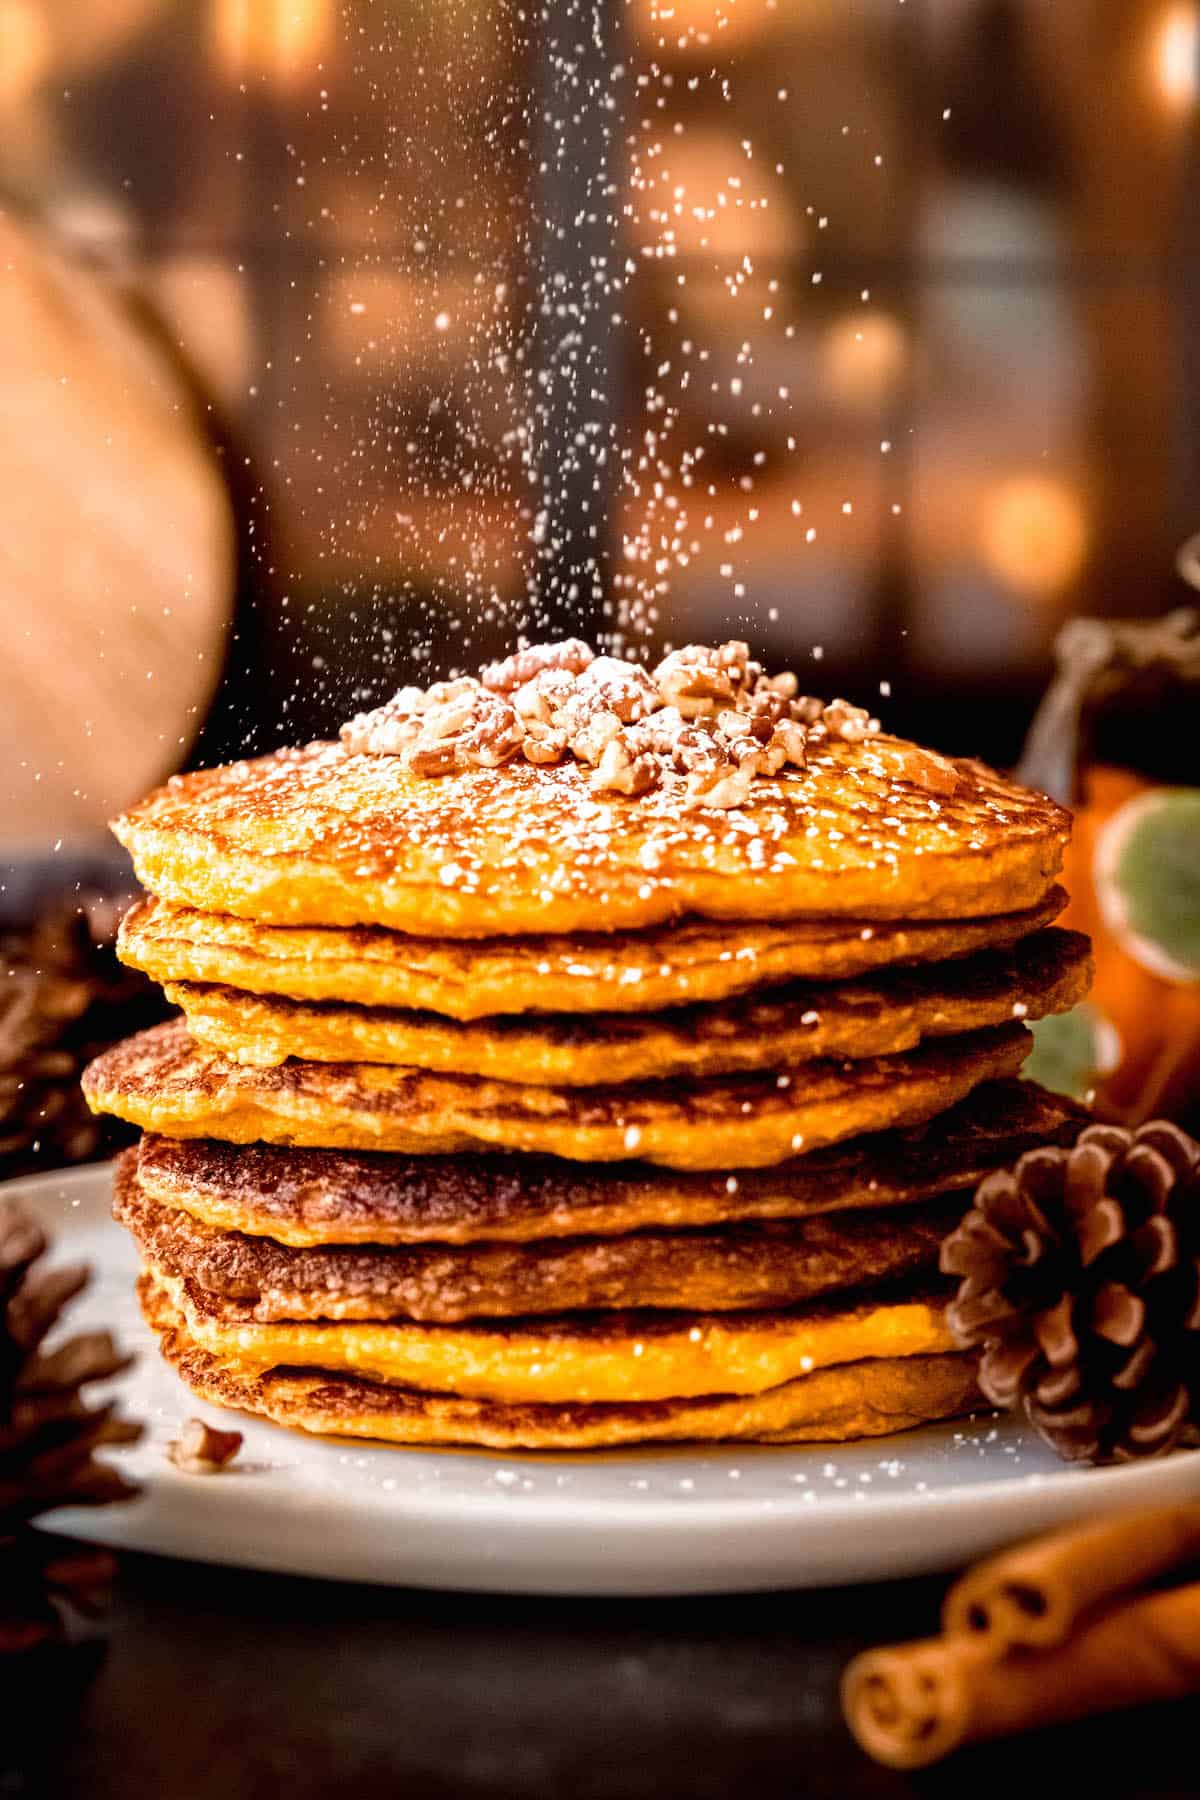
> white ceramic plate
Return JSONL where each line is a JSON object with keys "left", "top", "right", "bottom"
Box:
{"left": 15, "top": 1162, "right": 1200, "bottom": 1596}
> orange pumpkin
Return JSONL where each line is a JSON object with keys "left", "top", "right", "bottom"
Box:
{"left": 1060, "top": 764, "right": 1200, "bottom": 1122}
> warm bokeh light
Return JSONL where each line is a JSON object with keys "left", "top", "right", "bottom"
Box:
{"left": 821, "top": 312, "right": 908, "bottom": 412}
{"left": 0, "top": 1, "right": 51, "bottom": 105}
{"left": 213, "top": 0, "right": 335, "bottom": 87}
{"left": 628, "top": 129, "right": 799, "bottom": 261}
{"left": 634, "top": 0, "right": 778, "bottom": 52}
{"left": 1151, "top": 4, "right": 1199, "bottom": 111}
{"left": 978, "top": 475, "right": 1090, "bottom": 599}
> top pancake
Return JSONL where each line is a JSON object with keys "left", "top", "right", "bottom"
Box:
{"left": 112, "top": 736, "right": 1069, "bottom": 938}
{"left": 118, "top": 888, "right": 1069, "bottom": 1018}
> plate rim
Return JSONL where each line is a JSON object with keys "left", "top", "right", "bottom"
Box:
{"left": 14, "top": 1159, "right": 1200, "bottom": 1593}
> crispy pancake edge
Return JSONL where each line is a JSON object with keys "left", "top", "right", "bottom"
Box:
{"left": 118, "top": 888, "right": 1070, "bottom": 1017}
{"left": 130, "top": 1078, "right": 1088, "bottom": 1244}
{"left": 166, "top": 928, "right": 1091, "bottom": 1081}
{"left": 143, "top": 1279, "right": 981, "bottom": 1448}
{"left": 113, "top": 739, "right": 1070, "bottom": 935}
{"left": 115, "top": 1151, "right": 957, "bottom": 1321}
{"left": 84, "top": 1017, "right": 1032, "bottom": 1169}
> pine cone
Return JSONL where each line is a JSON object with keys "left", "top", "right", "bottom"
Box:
{"left": 941, "top": 1120, "right": 1200, "bottom": 1463}
{"left": 0, "top": 1200, "right": 141, "bottom": 1651}
{"left": 0, "top": 895, "right": 166, "bottom": 1180}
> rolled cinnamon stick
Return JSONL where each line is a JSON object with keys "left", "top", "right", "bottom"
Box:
{"left": 843, "top": 1580, "right": 1200, "bottom": 1769}
{"left": 942, "top": 1503, "right": 1200, "bottom": 1654}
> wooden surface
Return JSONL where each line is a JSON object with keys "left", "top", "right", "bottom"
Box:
{"left": 6, "top": 1549, "right": 1198, "bottom": 1799}
{"left": 0, "top": 210, "right": 234, "bottom": 849}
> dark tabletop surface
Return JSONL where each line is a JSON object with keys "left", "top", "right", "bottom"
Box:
{"left": 5, "top": 1549, "right": 1198, "bottom": 1800}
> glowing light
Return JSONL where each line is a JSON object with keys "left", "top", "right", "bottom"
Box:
{"left": 214, "top": 0, "right": 335, "bottom": 87}
{"left": 821, "top": 312, "right": 907, "bottom": 411}
{"left": 634, "top": 0, "right": 779, "bottom": 51}
{"left": 1152, "top": 5, "right": 1198, "bottom": 110}
{"left": 979, "top": 476, "right": 1089, "bottom": 599}
{"left": 0, "top": 1, "right": 51, "bottom": 105}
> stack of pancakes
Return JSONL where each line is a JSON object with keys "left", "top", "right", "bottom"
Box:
{"left": 84, "top": 655, "right": 1090, "bottom": 1451}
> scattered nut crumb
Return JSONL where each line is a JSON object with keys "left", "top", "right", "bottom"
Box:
{"left": 167, "top": 1418, "right": 244, "bottom": 1474}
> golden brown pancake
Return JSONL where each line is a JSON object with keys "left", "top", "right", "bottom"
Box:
{"left": 132, "top": 1080, "right": 1087, "bottom": 1245}
{"left": 118, "top": 889, "right": 1069, "bottom": 1018}
{"left": 143, "top": 1280, "right": 980, "bottom": 1448}
{"left": 114, "top": 1151, "right": 957, "bottom": 1322}
{"left": 84, "top": 1017, "right": 1031, "bottom": 1169}
{"left": 112, "top": 736, "right": 1069, "bottom": 937}
{"left": 165, "top": 928, "right": 1089, "bottom": 1080}
{"left": 141, "top": 1266, "right": 956, "bottom": 1403}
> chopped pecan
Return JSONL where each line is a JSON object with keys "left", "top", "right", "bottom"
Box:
{"left": 865, "top": 740, "right": 961, "bottom": 797}
{"left": 769, "top": 717, "right": 808, "bottom": 770}
{"left": 340, "top": 685, "right": 429, "bottom": 756}
{"left": 521, "top": 719, "right": 569, "bottom": 765}
{"left": 685, "top": 758, "right": 757, "bottom": 810}
{"left": 563, "top": 704, "right": 624, "bottom": 766}
{"left": 480, "top": 638, "right": 594, "bottom": 693}
{"left": 573, "top": 656, "right": 660, "bottom": 723}
{"left": 654, "top": 645, "right": 739, "bottom": 716}
{"left": 168, "top": 1418, "right": 243, "bottom": 1475}
{"left": 405, "top": 681, "right": 525, "bottom": 773}
{"left": 669, "top": 721, "right": 727, "bottom": 776}
{"left": 590, "top": 737, "right": 658, "bottom": 795}
{"left": 819, "top": 698, "right": 878, "bottom": 744}
{"left": 406, "top": 736, "right": 463, "bottom": 777}
{"left": 512, "top": 667, "right": 579, "bottom": 723}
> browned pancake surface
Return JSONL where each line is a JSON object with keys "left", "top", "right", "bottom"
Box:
{"left": 114, "top": 1151, "right": 957, "bottom": 1322}
{"left": 84, "top": 1017, "right": 1030, "bottom": 1168}
{"left": 113, "top": 736, "right": 1069, "bottom": 936}
{"left": 143, "top": 1280, "right": 981, "bottom": 1449}
{"left": 119, "top": 889, "right": 1069, "bottom": 1017}
{"left": 132, "top": 1079, "right": 1085, "bottom": 1244}
{"left": 167, "top": 927, "right": 1090, "bottom": 1081}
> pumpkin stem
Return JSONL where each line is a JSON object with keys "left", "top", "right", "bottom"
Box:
{"left": 1016, "top": 608, "right": 1200, "bottom": 806}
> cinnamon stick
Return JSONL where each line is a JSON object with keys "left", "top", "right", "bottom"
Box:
{"left": 843, "top": 1580, "right": 1200, "bottom": 1770}
{"left": 942, "top": 1504, "right": 1200, "bottom": 1654}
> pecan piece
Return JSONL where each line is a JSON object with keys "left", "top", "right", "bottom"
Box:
{"left": 168, "top": 1418, "right": 243, "bottom": 1474}
{"left": 481, "top": 638, "right": 594, "bottom": 693}
{"left": 521, "top": 719, "right": 569, "bottom": 765}
{"left": 654, "top": 645, "right": 738, "bottom": 717}
{"left": 590, "top": 737, "right": 658, "bottom": 796}
{"left": 819, "top": 698, "right": 878, "bottom": 743}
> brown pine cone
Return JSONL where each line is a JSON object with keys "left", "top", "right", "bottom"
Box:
{"left": 0, "top": 896, "right": 165, "bottom": 1179}
{"left": 0, "top": 1200, "right": 140, "bottom": 1651}
{"left": 941, "top": 1119, "right": 1200, "bottom": 1463}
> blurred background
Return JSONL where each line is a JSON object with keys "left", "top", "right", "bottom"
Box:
{"left": 3, "top": 0, "right": 1197, "bottom": 778}
{"left": 1, "top": 0, "right": 1199, "bottom": 1167}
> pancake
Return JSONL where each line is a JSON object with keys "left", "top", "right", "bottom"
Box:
{"left": 112, "top": 736, "right": 1070, "bottom": 937}
{"left": 144, "top": 1281, "right": 980, "bottom": 1448}
{"left": 114, "top": 1152, "right": 957, "bottom": 1321}
{"left": 118, "top": 888, "right": 1070, "bottom": 1018}
{"left": 84, "top": 1017, "right": 1031, "bottom": 1169}
{"left": 141, "top": 1266, "right": 956, "bottom": 1403}
{"left": 132, "top": 1080, "right": 1087, "bottom": 1245}
{"left": 165, "top": 928, "right": 1089, "bottom": 1080}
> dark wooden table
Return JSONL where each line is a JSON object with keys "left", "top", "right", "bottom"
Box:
{"left": 6, "top": 1551, "right": 1198, "bottom": 1799}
